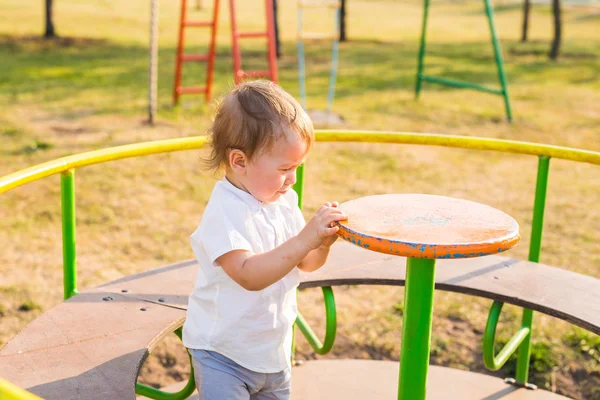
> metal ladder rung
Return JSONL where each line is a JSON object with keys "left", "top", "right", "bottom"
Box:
{"left": 229, "top": 0, "right": 278, "bottom": 84}
{"left": 176, "top": 86, "right": 208, "bottom": 94}
{"left": 173, "top": 0, "right": 220, "bottom": 104}
{"left": 299, "top": 32, "right": 337, "bottom": 41}
{"left": 182, "top": 54, "right": 210, "bottom": 62}
{"left": 298, "top": 0, "right": 341, "bottom": 8}
{"left": 184, "top": 21, "right": 214, "bottom": 28}
{"left": 236, "top": 31, "right": 268, "bottom": 39}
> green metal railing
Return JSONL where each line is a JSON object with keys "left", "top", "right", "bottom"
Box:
{"left": 296, "top": 287, "right": 337, "bottom": 355}
{"left": 482, "top": 155, "right": 550, "bottom": 386}
{"left": 1, "top": 131, "right": 599, "bottom": 398}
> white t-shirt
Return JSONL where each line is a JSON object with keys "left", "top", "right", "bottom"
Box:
{"left": 183, "top": 178, "right": 306, "bottom": 373}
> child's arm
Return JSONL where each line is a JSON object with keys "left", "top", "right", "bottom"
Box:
{"left": 296, "top": 244, "right": 334, "bottom": 273}
{"left": 216, "top": 202, "right": 346, "bottom": 291}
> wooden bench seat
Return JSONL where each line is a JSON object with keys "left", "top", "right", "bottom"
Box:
{"left": 1, "top": 241, "right": 598, "bottom": 399}
{"left": 0, "top": 292, "right": 186, "bottom": 399}
{"left": 302, "top": 242, "right": 600, "bottom": 335}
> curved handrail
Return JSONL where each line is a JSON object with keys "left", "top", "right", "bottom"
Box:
{"left": 2, "top": 131, "right": 599, "bottom": 194}
{"left": 316, "top": 131, "right": 600, "bottom": 165}
{"left": 0, "top": 137, "right": 208, "bottom": 194}
{"left": 483, "top": 301, "right": 530, "bottom": 371}
{"left": 295, "top": 287, "right": 337, "bottom": 354}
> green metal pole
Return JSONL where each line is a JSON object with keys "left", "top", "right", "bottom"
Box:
{"left": 295, "top": 287, "right": 337, "bottom": 354}
{"left": 293, "top": 163, "right": 305, "bottom": 210}
{"left": 483, "top": 0, "right": 513, "bottom": 121}
{"left": 528, "top": 156, "right": 550, "bottom": 264}
{"left": 415, "top": 0, "right": 430, "bottom": 99}
{"left": 398, "top": 257, "right": 436, "bottom": 400}
{"left": 291, "top": 162, "right": 305, "bottom": 362}
{"left": 60, "top": 169, "right": 78, "bottom": 300}
{"left": 515, "top": 156, "right": 550, "bottom": 385}
{"left": 515, "top": 308, "right": 534, "bottom": 384}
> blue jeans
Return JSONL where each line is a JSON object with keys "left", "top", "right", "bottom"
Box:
{"left": 189, "top": 349, "right": 292, "bottom": 400}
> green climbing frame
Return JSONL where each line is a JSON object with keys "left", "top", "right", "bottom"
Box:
{"left": 415, "top": 0, "right": 513, "bottom": 121}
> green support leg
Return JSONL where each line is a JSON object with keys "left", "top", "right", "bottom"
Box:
{"left": 415, "top": 0, "right": 431, "bottom": 99}
{"left": 60, "top": 169, "right": 78, "bottom": 300}
{"left": 515, "top": 155, "right": 551, "bottom": 386}
{"left": 483, "top": 0, "right": 513, "bottom": 121}
{"left": 515, "top": 308, "right": 535, "bottom": 385}
{"left": 398, "top": 258, "right": 436, "bottom": 400}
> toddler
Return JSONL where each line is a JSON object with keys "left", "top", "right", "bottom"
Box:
{"left": 182, "top": 80, "right": 346, "bottom": 400}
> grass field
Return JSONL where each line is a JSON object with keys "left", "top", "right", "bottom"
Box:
{"left": 1, "top": 0, "right": 599, "bottom": 398}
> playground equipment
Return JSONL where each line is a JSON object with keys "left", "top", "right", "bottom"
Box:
{"left": 336, "top": 194, "right": 520, "bottom": 399}
{"left": 167, "top": 0, "right": 513, "bottom": 122}
{"left": 172, "top": 0, "right": 278, "bottom": 106}
{"left": 0, "top": 132, "right": 599, "bottom": 399}
{"left": 415, "top": 0, "right": 513, "bottom": 121}
{"left": 229, "top": 0, "right": 278, "bottom": 84}
{"left": 172, "top": 0, "right": 220, "bottom": 105}
{"left": 296, "top": 0, "right": 341, "bottom": 113}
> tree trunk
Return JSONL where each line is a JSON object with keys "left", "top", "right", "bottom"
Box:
{"left": 340, "top": 0, "right": 347, "bottom": 42}
{"left": 549, "top": 0, "right": 561, "bottom": 60}
{"left": 521, "top": 0, "right": 530, "bottom": 42}
{"left": 44, "top": 0, "right": 56, "bottom": 38}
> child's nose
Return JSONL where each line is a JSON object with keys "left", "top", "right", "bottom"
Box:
{"left": 286, "top": 170, "right": 296, "bottom": 185}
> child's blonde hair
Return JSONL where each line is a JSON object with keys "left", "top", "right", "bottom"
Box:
{"left": 205, "top": 80, "right": 314, "bottom": 171}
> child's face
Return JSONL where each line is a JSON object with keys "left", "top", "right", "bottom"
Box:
{"left": 243, "top": 134, "right": 308, "bottom": 203}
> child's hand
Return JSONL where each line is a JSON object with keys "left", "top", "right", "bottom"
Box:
{"left": 299, "top": 201, "right": 347, "bottom": 250}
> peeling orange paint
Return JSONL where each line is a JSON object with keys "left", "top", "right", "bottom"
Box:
{"left": 337, "top": 194, "right": 520, "bottom": 259}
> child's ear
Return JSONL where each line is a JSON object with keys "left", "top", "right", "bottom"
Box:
{"left": 228, "top": 149, "right": 247, "bottom": 173}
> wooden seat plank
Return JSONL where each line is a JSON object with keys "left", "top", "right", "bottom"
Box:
{"left": 90, "top": 260, "right": 198, "bottom": 310}
{"left": 0, "top": 292, "right": 184, "bottom": 356}
{"left": 72, "top": 242, "right": 600, "bottom": 338}
{"left": 0, "top": 293, "right": 185, "bottom": 400}
{"left": 298, "top": 242, "right": 600, "bottom": 335}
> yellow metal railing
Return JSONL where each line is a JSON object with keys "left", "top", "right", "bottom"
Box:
{"left": 2, "top": 131, "right": 599, "bottom": 194}
{"left": 0, "top": 378, "right": 43, "bottom": 400}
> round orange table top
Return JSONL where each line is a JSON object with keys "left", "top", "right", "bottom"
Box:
{"left": 336, "top": 194, "right": 520, "bottom": 259}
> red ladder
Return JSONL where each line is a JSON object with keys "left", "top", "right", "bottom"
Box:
{"left": 173, "top": 0, "right": 220, "bottom": 105}
{"left": 229, "top": 0, "right": 278, "bottom": 84}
